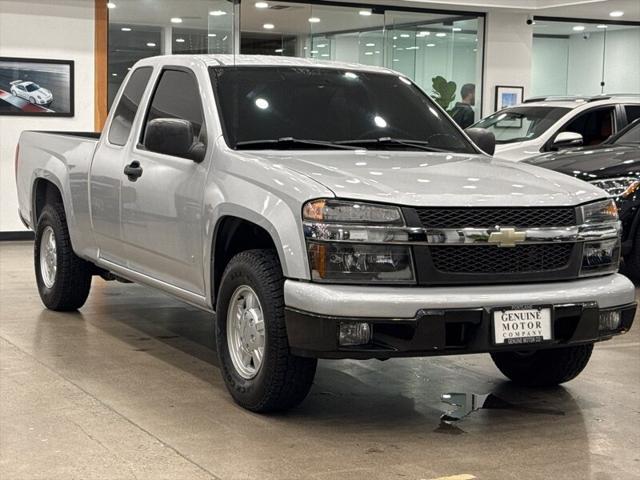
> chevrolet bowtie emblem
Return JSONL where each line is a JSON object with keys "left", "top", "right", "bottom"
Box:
{"left": 487, "top": 227, "right": 526, "bottom": 248}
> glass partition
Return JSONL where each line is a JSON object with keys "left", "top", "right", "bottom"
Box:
{"left": 532, "top": 20, "right": 640, "bottom": 97}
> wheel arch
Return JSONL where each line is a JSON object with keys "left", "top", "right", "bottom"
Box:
{"left": 32, "top": 177, "right": 64, "bottom": 227}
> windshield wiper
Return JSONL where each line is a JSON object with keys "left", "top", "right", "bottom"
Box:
{"left": 235, "top": 137, "right": 360, "bottom": 150}
{"left": 335, "top": 137, "right": 448, "bottom": 152}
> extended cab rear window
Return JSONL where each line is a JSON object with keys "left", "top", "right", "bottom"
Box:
{"left": 209, "top": 66, "right": 475, "bottom": 153}
{"left": 109, "top": 67, "right": 153, "bottom": 146}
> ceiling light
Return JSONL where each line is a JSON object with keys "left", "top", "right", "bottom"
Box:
{"left": 263, "top": 23, "right": 274, "bottom": 29}
{"left": 406, "top": 46, "right": 419, "bottom": 50}
{"left": 170, "top": 17, "right": 182, "bottom": 23}
{"left": 255, "top": 1, "right": 269, "bottom": 8}
{"left": 400, "top": 33, "right": 411, "bottom": 38}
{"left": 436, "top": 32, "right": 447, "bottom": 37}
{"left": 364, "top": 51, "right": 374, "bottom": 55}
{"left": 308, "top": 17, "right": 320, "bottom": 23}
{"left": 317, "top": 43, "right": 327, "bottom": 48}
{"left": 210, "top": 10, "right": 227, "bottom": 16}
{"left": 572, "top": 25, "right": 585, "bottom": 31}
{"left": 609, "top": 11, "right": 624, "bottom": 17}
{"left": 176, "top": 38, "right": 185, "bottom": 43}
{"left": 597, "top": 24, "right": 608, "bottom": 29}
{"left": 310, "top": 50, "right": 318, "bottom": 54}
{"left": 121, "top": 27, "right": 131, "bottom": 31}
{"left": 111, "top": 73, "right": 118, "bottom": 76}
{"left": 107, "top": 2, "right": 116, "bottom": 8}
{"left": 208, "top": 33, "right": 216, "bottom": 37}
{"left": 452, "top": 27, "right": 462, "bottom": 32}
{"left": 365, "top": 43, "right": 375, "bottom": 47}
{"left": 359, "top": 10, "right": 372, "bottom": 16}
{"left": 427, "top": 43, "right": 435, "bottom": 47}
{"left": 321, "top": 54, "right": 329, "bottom": 57}
{"left": 417, "top": 31, "right": 430, "bottom": 37}
{"left": 255, "top": 98, "right": 269, "bottom": 109}
{"left": 146, "top": 42, "right": 156, "bottom": 47}
{"left": 275, "top": 48, "right": 283, "bottom": 53}
{"left": 374, "top": 116, "right": 387, "bottom": 128}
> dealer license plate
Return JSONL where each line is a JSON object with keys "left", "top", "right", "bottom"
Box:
{"left": 493, "top": 307, "right": 552, "bottom": 345}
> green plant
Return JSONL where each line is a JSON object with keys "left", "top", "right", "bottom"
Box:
{"left": 431, "top": 76, "right": 457, "bottom": 113}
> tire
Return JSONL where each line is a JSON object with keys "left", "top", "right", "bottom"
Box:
{"left": 623, "top": 228, "right": 639, "bottom": 284}
{"left": 491, "top": 344, "right": 594, "bottom": 387}
{"left": 34, "top": 203, "right": 92, "bottom": 311}
{"left": 215, "top": 249, "right": 317, "bottom": 412}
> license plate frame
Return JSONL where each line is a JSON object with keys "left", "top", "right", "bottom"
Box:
{"left": 491, "top": 305, "right": 554, "bottom": 346}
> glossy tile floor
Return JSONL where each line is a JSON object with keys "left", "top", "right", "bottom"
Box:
{"left": 1, "top": 241, "right": 639, "bottom": 480}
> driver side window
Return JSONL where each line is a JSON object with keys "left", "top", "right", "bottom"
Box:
{"left": 559, "top": 107, "right": 615, "bottom": 147}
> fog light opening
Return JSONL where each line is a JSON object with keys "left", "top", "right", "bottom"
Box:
{"left": 339, "top": 322, "right": 372, "bottom": 346}
{"left": 599, "top": 310, "right": 621, "bottom": 332}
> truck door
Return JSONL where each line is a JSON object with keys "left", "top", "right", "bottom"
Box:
{"left": 120, "top": 67, "right": 208, "bottom": 296}
{"left": 90, "top": 66, "right": 153, "bottom": 265}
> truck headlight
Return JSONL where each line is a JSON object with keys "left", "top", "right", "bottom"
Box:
{"left": 589, "top": 177, "right": 640, "bottom": 199}
{"left": 303, "top": 199, "right": 416, "bottom": 284}
{"left": 579, "top": 199, "right": 621, "bottom": 276}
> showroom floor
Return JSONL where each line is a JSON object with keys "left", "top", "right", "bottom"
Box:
{"left": 1, "top": 241, "right": 639, "bottom": 480}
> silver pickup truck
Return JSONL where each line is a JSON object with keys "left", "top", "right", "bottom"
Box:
{"left": 15, "top": 55, "right": 637, "bottom": 412}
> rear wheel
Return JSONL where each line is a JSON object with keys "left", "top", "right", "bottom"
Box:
{"left": 216, "top": 249, "right": 317, "bottom": 412}
{"left": 491, "top": 344, "right": 594, "bottom": 387}
{"left": 34, "top": 203, "right": 92, "bottom": 311}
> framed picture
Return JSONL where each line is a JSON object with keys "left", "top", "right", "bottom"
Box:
{"left": 495, "top": 85, "right": 524, "bottom": 111}
{"left": 0, "top": 57, "right": 74, "bottom": 117}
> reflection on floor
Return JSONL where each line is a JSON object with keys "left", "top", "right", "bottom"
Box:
{"left": 1, "top": 241, "right": 639, "bottom": 480}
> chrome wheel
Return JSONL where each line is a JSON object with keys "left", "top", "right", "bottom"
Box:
{"left": 227, "top": 285, "right": 266, "bottom": 380}
{"left": 39, "top": 226, "right": 57, "bottom": 288}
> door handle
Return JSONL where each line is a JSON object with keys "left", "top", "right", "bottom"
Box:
{"left": 124, "top": 161, "right": 143, "bottom": 181}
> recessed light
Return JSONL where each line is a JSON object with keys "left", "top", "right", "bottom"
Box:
{"left": 359, "top": 9, "right": 372, "bottom": 16}
{"left": 176, "top": 38, "right": 185, "bottom": 43}
{"left": 317, "top": 43, "right": 327, "bottom": 48}
{"left": 170, "top": 17, "right": 182, "bottom": 24}
{"left": 308, "top": 17, "right": 320, "bottom": 23}
{"left": 426, "top": 43, "right": 435, "bottom": 47}
{"left": 310, "top": 50, "right": 318, "bottom": 54}
{"left": 400, "top": 33, "right": 411, "bottom": 38}
{"left": 597, "top": 24, "right": 608, "bottom": 29}
{"left": 255, "top": 1, "right": 269, "bottom": 8}
{"left": 436, "top": 32, "right": 447, "bottom": 37}
{"left": 209, "top": 10, "right": 227, "bottom": 16}
{"left": 255, "top": 98, "right": 269, "bottom": 109}
{"left": 609, "top": 10, "right": 624, "bottom": 17}
{"left": 417, "top": 31, "right": 430, "bottom": 37}
{"left": 107, "top": 2, "right": 116, "bottom": 8}
{"left": 321, "top": 54, "right": 329, "bottom": 57}
{"left": 263, "top": 23, "right": 274, "bottom": 29}
{"left": 275, "top": 48, "right": 283, "bottom": 53}
{"left": 146, "top": 42, "right": 156, "bottom": 47}
{"left": 572, "top": 25, "right": 585, "bottom": 31}
{"left": 406, "top": 46, "right": 419, "bottom": 50}
{"left": 365, "top": 43, "right": 375, "bottom": 47}
{"left": 452, "top": 27, "right": 462, "bottom": 32}
{"left": 208, "top": 33, "right": 216, "bottom": 37}
{"left": 121, "top": 27, "right": 131, "bottom": 31}
{"left": 364, "top": 51, "right": 374, "bottom": 55}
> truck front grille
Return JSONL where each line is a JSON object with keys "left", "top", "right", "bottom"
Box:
{"left": 415, "top": 207, "right": 577, "bottom": 229}
{"left": 430, "top": 243, "right": 575, "bottom": 274}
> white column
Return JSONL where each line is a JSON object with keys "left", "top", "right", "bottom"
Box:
{"left": 482, "top": 11, "right": 533, "bottom": 115}
{"left": 162, "top": 26, "right": 173, "bottom": 55}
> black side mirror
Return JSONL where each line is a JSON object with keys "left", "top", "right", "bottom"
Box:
{"left": 465, "top": 127, "right": 496, "bottom": 156}
{"left": 143, "top": 118, "right": 194, "bottom": 159}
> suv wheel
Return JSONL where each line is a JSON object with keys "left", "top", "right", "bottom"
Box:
{"left": 491, "top": 344, "right": 593, "bottom": 387}
{"left": 34, "top": 203, "right": 92, "bottom": 311}
{"left": 216, "top": 249, "right": 317, "bottom": 412}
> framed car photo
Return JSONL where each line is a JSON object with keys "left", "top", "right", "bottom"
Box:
{"left": 0, "top": 57, "right": 74, "bottom": 117}
{"left": 495, "top": 85, "right": 524, "bottom": 111}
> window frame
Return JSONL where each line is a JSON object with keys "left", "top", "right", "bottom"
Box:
{"left": 542, "top": 104, "right": 618, "bottom": 152}
{"left": 135, "top": 65, "right": 208, "bottom": 161}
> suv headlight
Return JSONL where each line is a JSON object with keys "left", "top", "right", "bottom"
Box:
{"left": 589, "top": 177, "right": 640, "bottom": 199}
{"left": 580, "top": 199, "right": 621, "bottom": 276}
{"left": 303, "top": 199, "right": 416, "bottom": 284}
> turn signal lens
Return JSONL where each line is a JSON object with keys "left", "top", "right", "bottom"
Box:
{"left": 581, "top": 199, "right": 618, "bottom": 224}
{"left": 303, "top": 199, "right": 404, "bottom": 225}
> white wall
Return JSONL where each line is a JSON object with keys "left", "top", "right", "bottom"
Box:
{"left": 0, "top": 0, "right": 95, "bottom": 232}
{"left": 482, "top": 11, "right": 533, "bottom": 114}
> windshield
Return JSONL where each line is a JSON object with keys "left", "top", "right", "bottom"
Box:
{"left": 25, "top": 83, "right": 41, "bottom": 92}
{"left": 611, "top": 121, "right": 640, "bottom": 145}
{"left": 473, "top": 106, "right": 570, "bottom": 145}
{"left": 209, "top": 66, "right": 475, "bottom": 153}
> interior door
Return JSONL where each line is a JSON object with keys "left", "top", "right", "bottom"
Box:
{"left": 120, "top": 67, "right": 209, "bottom": 295}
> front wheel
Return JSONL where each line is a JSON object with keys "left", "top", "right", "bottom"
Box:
{"left": 215, "top": 249, "right": 317, "bottom": 412}
{"left": 491, "top": 344, "right": 594, "bottom": 387}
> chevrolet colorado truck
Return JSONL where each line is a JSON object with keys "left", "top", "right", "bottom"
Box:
{"left": 15, "top": 55, "right": 637, "bottom": 412}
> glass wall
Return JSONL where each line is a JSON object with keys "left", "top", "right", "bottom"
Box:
{"left": 107, "top": 0, "right": 485, "bottom": 119}
{"left": 532, "top": 20, "right": 640, "bottom": 97}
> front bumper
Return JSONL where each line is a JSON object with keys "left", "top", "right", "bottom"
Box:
{"left": 284, "top": 274, "right": 637, "bottom": 359}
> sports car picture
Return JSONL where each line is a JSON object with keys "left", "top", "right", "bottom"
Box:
{"left": 9, "top": 80, "right": 53, "bottom": 106}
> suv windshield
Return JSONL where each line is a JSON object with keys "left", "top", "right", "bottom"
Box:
{"left": 473, "top": 106, "right": 570, "bottom": 145}
{"left": 25, "top": 83, "right": 41, "bottom": 92}
{"left": 209, "top": 66, "right": 475, "bottom": 153}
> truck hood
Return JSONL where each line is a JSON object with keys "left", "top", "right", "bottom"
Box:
{"left": 247, "top": 150, "right": 607, "bottom": 207}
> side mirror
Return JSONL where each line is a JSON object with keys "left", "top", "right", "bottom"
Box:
{"left": 553, "top": 131, "right": 583, "bottom": 150}
{"left": 143, "top": 118, "right": 194, "bottom": 159}
{"left": 465, "top": 127, "right": 496, "bottom": 156}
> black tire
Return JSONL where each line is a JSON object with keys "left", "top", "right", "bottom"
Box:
{"left": 623, "top": 228, "right": 639, "bottom": 283}
{"left": 215, "top": 249, "right": 317, "bottom": 412}
{"left": 34, "top": 203, "right": 92, "bottom": 311}
{"left": 491, "top": 344, "right": 594, "bottom": 387}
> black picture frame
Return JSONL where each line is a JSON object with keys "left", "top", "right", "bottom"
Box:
{"left": 0, "top": 56, "right": 75, "bottom": 117}
{"left": 494, "top": 85, "right": 524, "bottom": 112}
